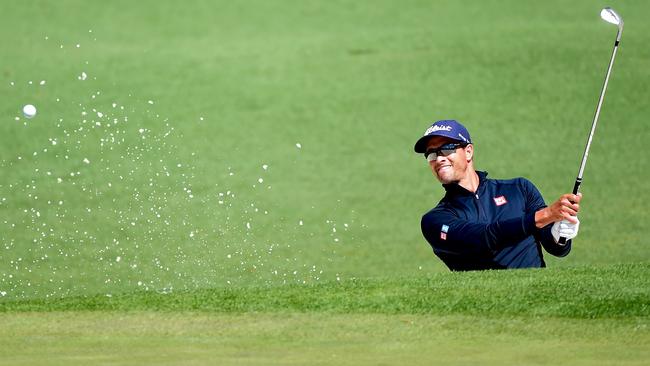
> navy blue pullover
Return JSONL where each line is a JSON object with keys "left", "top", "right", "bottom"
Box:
{"left": 421, "top": 171, "right": 571, "bottom": 271}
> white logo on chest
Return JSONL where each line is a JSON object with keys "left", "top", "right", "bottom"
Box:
{"left": 493, "top": 196, "right": 508, "bottom": 206}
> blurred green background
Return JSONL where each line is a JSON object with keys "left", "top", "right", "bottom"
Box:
{"left": 1, "top": 0, "right": 649, "bottom": 299}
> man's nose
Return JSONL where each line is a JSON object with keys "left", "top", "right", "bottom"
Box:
{"left": 435, "top": 154, "right": 448, "bottom": 162}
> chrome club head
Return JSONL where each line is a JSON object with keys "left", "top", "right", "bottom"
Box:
{"left": 600, "top": 7, "right": 621, "bottom": 26}
{"left": 600, "top": 7, "right": 623, "bottom": 41}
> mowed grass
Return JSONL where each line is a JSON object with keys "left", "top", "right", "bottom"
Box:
{"left": 1, "top": 0, "right": 650, "bottom": 364}
{"left": 1, "top": 0, "right": 649, "bottom": 298}
{"left": 3, "top": 263, "right": 648, "bottom": 317}
{"left": 2, "top": 313, "right": 647, "bottom": 366}
{"left": 1, "top": 263, "right": 649, "bottom": 365}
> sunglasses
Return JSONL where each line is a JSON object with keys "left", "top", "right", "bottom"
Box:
{"left": 425, "top": 143, "right": 467, "bottom": 161}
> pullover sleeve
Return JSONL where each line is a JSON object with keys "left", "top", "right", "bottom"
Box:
{"left": 421, "top": 209, "right": 538, "bottom": 256}
{"left": 521, "top": 178, "right": 572, "bottom": 257}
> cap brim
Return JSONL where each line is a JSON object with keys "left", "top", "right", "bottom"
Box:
{"left": 414, "top": 135, "right": 466, "bottom": 153}
{"left": 414, "top": 135, "right": 433, "bottom": 153}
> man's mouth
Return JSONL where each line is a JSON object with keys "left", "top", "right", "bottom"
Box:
{"left": 436, "top": 165, "right": 451, "bottom": 174}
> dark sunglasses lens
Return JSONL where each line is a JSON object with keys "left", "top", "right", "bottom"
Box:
{"left": 425, "top": 143, "right": 464, "bottom": 160}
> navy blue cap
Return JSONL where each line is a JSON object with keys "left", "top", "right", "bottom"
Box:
{"left": 414, "top": 120, "right": 472, "bottom": 153}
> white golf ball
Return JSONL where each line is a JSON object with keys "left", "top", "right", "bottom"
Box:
{"left": 23, "top": 104, "right": 37, "bottom": 119}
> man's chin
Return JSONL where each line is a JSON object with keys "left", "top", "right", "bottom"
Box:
{"left": 436, "top": 174, "right": 458, "bottom": 185}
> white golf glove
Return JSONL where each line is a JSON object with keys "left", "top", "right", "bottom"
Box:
{"left": 551, "top": 218, "right": 580, "bottom": 244}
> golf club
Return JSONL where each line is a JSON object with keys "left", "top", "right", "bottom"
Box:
{"left": 559, "top": 7, "right": 623, "bottom": 245}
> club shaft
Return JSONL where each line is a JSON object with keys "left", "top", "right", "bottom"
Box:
{"left": 576, "top": 39, "right": 620, "bottom": 181}
{"left": 558, "top": 37, "right": 620, "bottom": 246}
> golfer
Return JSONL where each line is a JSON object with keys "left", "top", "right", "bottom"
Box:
{"left": 415, "top": 120, "right": 581, "bottom": 271}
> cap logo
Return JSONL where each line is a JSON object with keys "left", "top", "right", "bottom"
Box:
{"left": 425, "top": 125, "right": 452, "bottom": 136}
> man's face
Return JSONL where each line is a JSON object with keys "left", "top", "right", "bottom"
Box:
{"left": 425, "top": 136, "right": 473, "bottom": 184}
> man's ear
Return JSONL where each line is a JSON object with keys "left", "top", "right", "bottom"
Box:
{"left": 465, "top": 144, "right": 474, "bottom": 162}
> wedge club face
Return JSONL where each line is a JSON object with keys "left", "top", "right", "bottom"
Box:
{"left": 600, "top": 7, "right": 623, "bottom": 41}
{"left": 600, "top": 7, "right": 621, "bottom": 25}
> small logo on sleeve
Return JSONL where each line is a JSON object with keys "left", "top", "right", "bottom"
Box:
{"left": 440, "top": 224, "right": 449, "bottom": 240}
{"left": 493, "top": 196, "right": 508, "bottom": 206}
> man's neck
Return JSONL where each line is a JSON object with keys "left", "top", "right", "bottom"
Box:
{"left": 457, "top": 169, "right": 480, "bottom": 193}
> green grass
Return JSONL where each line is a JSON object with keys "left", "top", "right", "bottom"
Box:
{"left": 2, "top": 0, "right": 650, "bottom": 299}
{"left": 1, "top": 263, "right": 649, "bottom": 365}
{"left": 2, "top": 313, "right": 647, "bottom": 366}
{"left": 1, "top": 0, "right": 650, "bottom": 364}
{"left": 3, "top": 263, "right": 648, "bottom": 318}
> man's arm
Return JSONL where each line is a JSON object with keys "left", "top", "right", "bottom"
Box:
{"left": 533, "top": 193, "right": 581, "bottom": 227}
{"left": 522, "top": 179, "right": 581, "bottom": 257}
{"left": 421, "top": 209, "right": 538, "bottom": 256}
{"left": 422, "top": 182, "right": 581, "bottom": 258}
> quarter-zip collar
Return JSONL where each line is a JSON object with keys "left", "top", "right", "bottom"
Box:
{"left": 442, "top": 171, "right": 489, "bottom": 197}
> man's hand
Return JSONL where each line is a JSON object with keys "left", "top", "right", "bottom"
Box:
{"left": 535, "top": 193, "right": 582, "bottom": 228}
{"left": 551, "top": 218, "right": 580, "bottom": 244}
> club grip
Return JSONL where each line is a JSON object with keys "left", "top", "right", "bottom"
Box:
{"left": 558, "top": 177, "right": 582, "bottom": 245}
{"left": 571, "top": 178, "right": 582, "bottom": 195}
